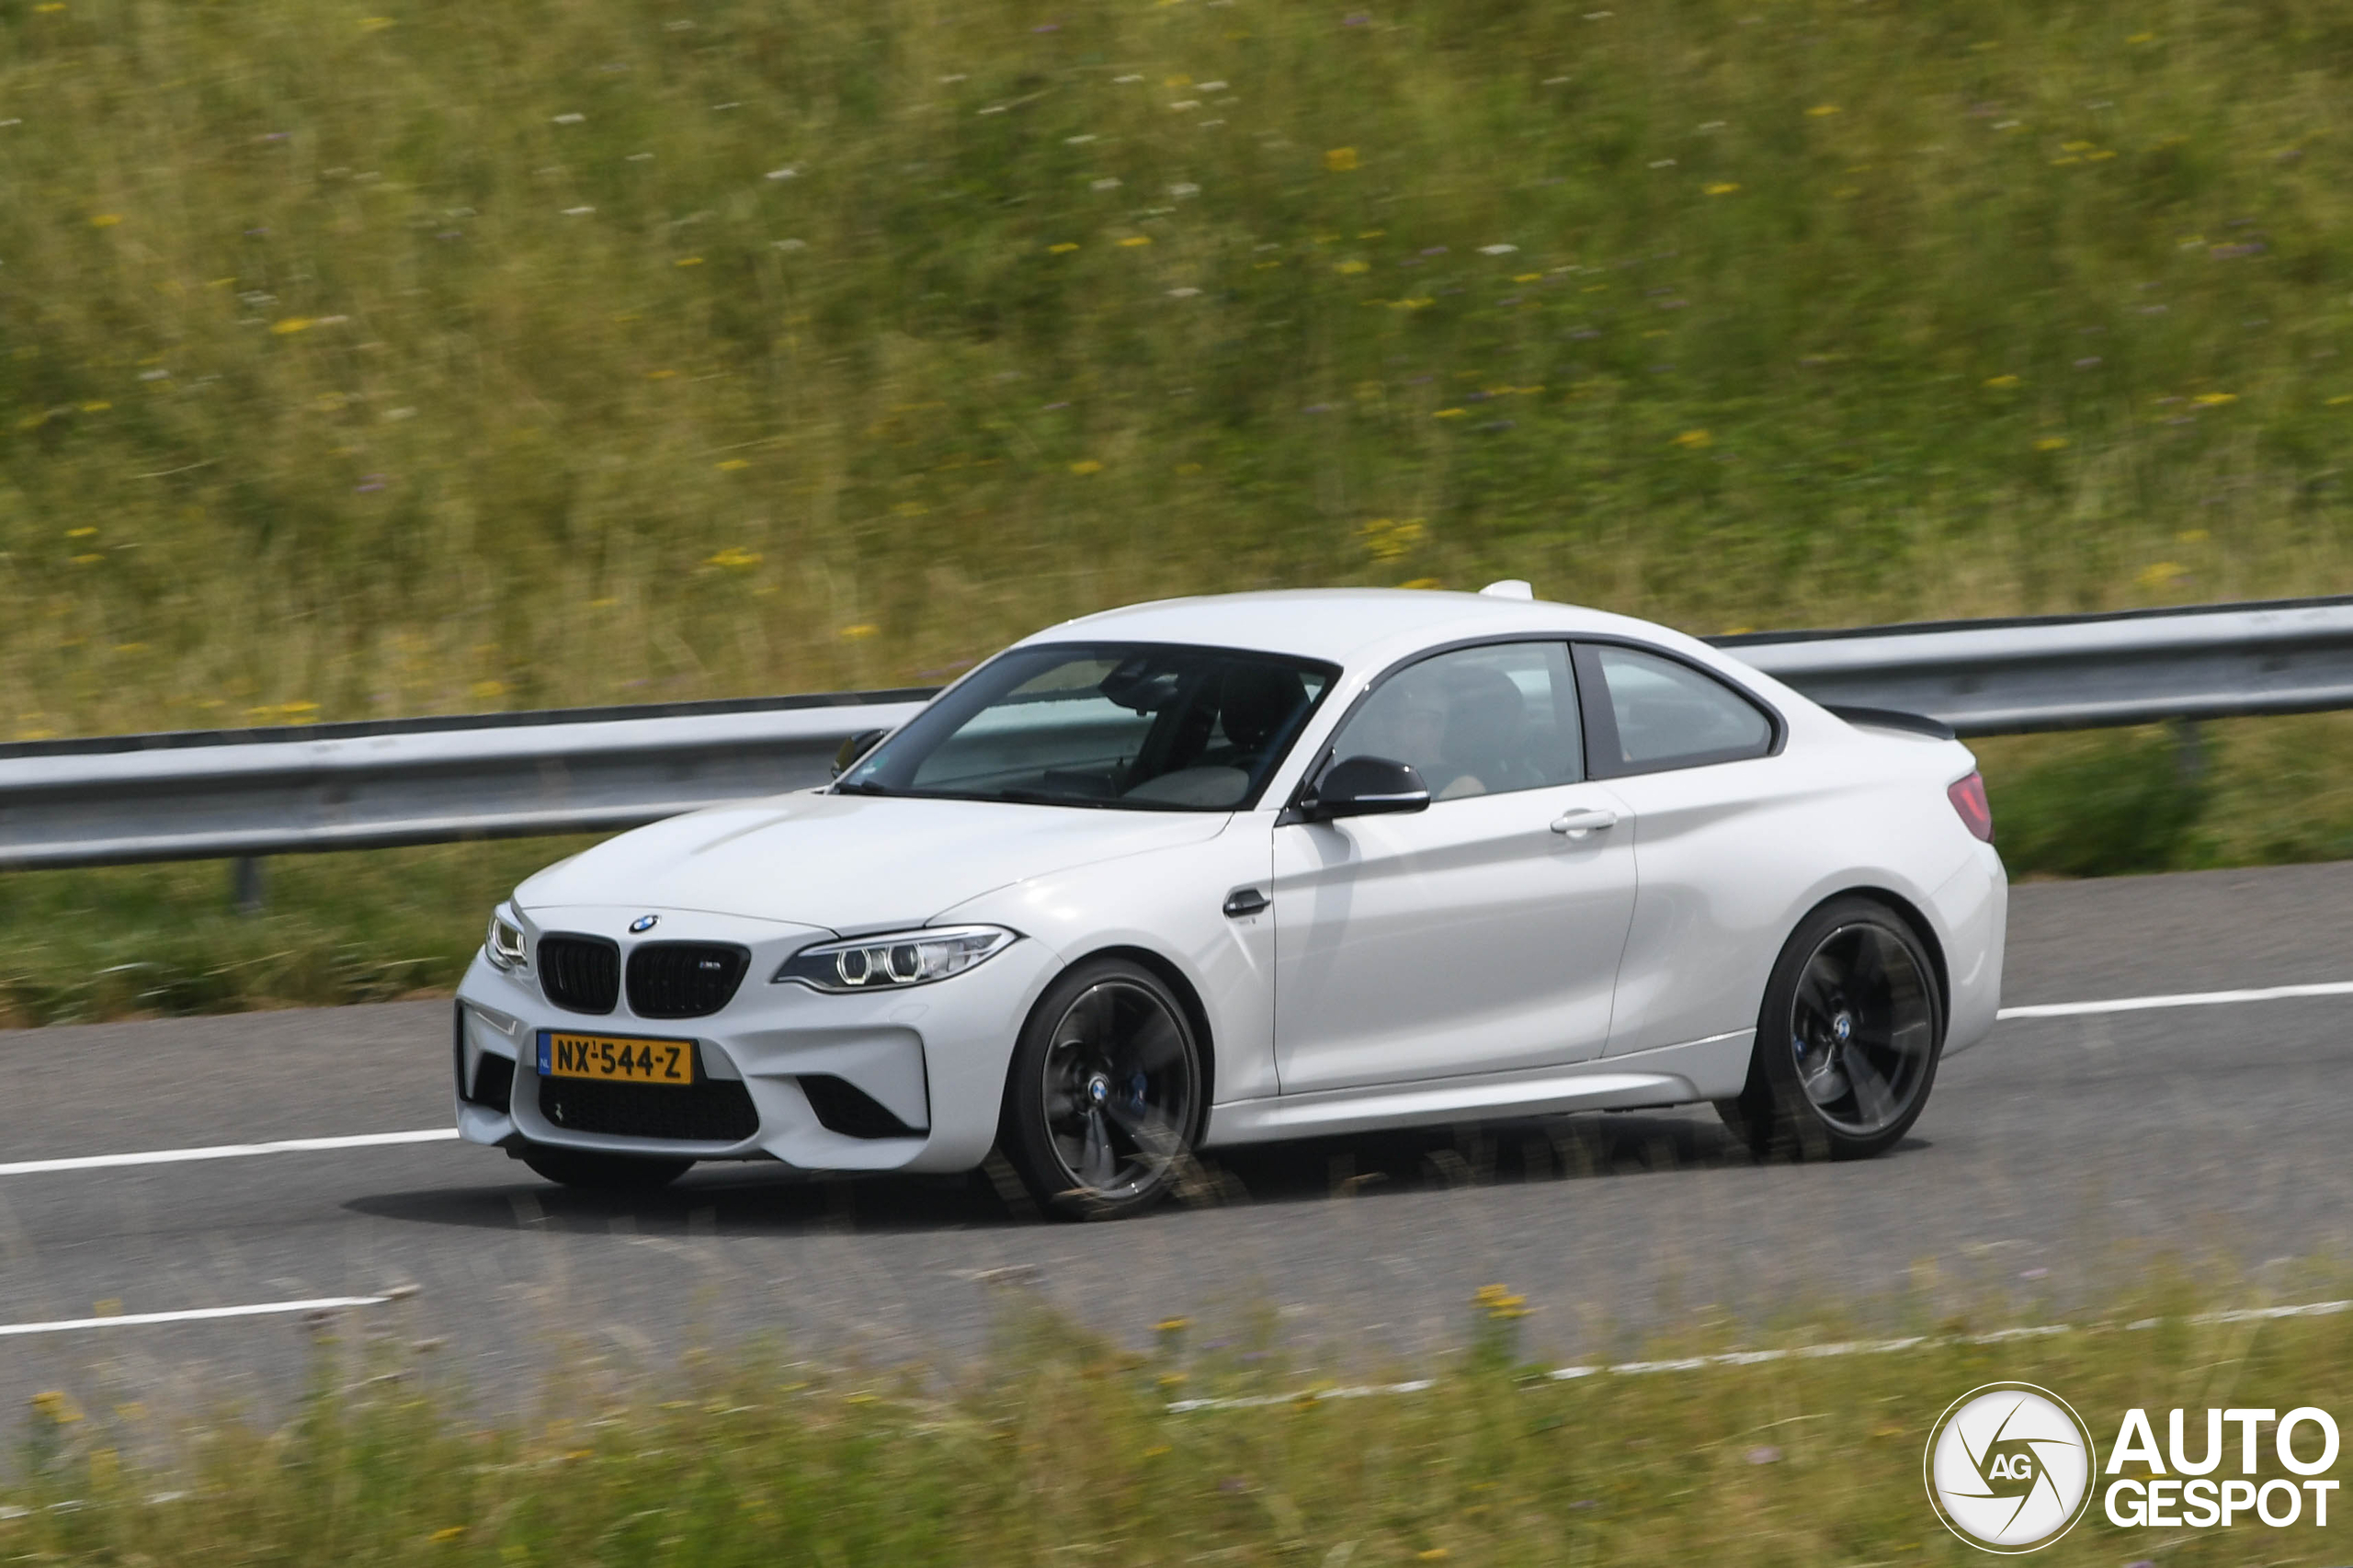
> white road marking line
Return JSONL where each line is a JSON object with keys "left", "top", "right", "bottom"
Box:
{"left": 1166, "top": 1301, "right": 2353, "bottom": 1412}
{"left": 0, "top": 1128, "right": 459, "bottom": 1178}
{"left": 1998, "top": 981, "right": 2353, "bottom": 1020}
{"left": 0, "top": 1296, "right": 389, "bottom": 1338}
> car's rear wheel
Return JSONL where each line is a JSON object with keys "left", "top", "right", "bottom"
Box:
{"left": 1716, "top": 896, "right": 1943, "bottom": 1161}
{"left": 998, "top": 958, "right": 1204, "bottom": 1221}
{"left": 519, "top": 1142, "right": 693, "bottom": 1193}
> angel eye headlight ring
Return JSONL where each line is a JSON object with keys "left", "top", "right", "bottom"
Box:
{"left": 484, "top": 907, "right": 529, "bottom": 971}
{"left": 774, "top": 926, "right": 1018, "bottom": 993}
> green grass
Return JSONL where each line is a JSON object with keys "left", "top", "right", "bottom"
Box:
{"left": 8, "top": 0, "right": 2353, "bottom": 740}
{"left": 8, "top": 1279, "right": 2353, "bottom": 1564}
{"left": 0, "top": 835, "right": 596, "bottom": 1028}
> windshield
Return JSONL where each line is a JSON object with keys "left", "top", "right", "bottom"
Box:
{"left": 838, "top": 642, "right": 1336, "bottom": 811}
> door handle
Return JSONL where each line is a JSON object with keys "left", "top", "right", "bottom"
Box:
{"left": 1549, "top": 808, "right": 1619, "bottom": 838}
{"left": 1222, "top": 887, "right": 1270, "bottom": 918}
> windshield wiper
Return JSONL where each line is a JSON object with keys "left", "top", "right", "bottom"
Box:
{"left": 835, "top": 779, "right": 898, "bottom": 797}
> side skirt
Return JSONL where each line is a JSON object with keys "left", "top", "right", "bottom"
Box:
{"left": 1199, "top": 1030, "right": 1755, "bottom": 1148}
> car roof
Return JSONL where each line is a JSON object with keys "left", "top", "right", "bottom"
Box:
{"left": 1018, "top": 588, "right": 1686, "bottom": 669}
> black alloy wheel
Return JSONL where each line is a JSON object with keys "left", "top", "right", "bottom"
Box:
{"left": 999, "top": 958, "right": 1204, "bottom": 1220}
{"left": 1718, "top": 896, "right": 1943, "bottom": 1161}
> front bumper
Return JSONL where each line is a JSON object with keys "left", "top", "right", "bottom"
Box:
{"left": 453, "top": 905, "right": 1063, "bottom": 1175}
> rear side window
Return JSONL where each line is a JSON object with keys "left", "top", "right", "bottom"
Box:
{"left": 1577, "top": 643, "right": 1775, "bottom": 777}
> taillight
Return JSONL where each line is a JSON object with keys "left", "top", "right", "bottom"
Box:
{"left": 1948, "top": 771, "right": 1995, "bottom": 843}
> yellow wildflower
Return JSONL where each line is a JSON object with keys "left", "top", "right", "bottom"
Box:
{"left": 1674, "top": 428, "right": 1711, "bottom": 448}
{"left": 1324, "top": 146, "right": 1359, "bottom": 172}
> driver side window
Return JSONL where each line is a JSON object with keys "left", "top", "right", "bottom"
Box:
{"left": 1324, "top": 642, "right": 1582, "bottom": 801}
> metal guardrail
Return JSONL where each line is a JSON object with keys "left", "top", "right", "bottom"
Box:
{"left": 1720, "top": 595, "right": 2353, "bottom": 736}
{"left": 0, "top": 691, "right": 931, "bottom": 872}
{"left": 4, "top": 594, "right": 2352, "bottom": 874}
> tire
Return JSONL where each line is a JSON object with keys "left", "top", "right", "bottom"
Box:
{"left": 1716, "top": 896, "right": 1944, "bottom": 1161}
{"left": 997, "top": 957, "right": 1206, "bottom": 1221}
{"left": 519, "top": 1142, "right": 693, "bottom": 1193}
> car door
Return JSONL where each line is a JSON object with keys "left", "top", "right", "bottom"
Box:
{"left": 1569, "top": 641, "right": 1795, "bottom": 1059}
{"left": 1270, "top": 640, "right": 1640, "bottom": 1094}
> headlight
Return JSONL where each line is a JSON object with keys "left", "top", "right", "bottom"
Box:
{"left": 484, "top": 907, "right": 529, "bottom": 971}
{"left": 771, "top": 926, "right": 1017, "bottom": 993}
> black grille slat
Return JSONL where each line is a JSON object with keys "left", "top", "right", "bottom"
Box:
{"left": 539, "top": 934, "right": 620, "bottom": 1015}
{"left": 625, "top": 942, "right": 750, "bottom": 1019}
{"left": 537, "top": 1074, "right": 757, "bottom": 1143}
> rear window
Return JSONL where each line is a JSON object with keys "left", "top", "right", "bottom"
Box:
{"left": 1581, "top": 643, "right": 1775, "bottom": 776}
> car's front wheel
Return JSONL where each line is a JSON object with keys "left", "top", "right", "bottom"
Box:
{"left": 1717, "top": 896, "right": 1944, "bottom": 1161}
{"left": 519, "top": 1142, "right": 693, "bottom": 1193}
{"left": 998, "top": 957, "right": 1204, "bottom": 1220}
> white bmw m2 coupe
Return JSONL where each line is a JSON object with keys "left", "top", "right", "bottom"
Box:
{"left": 454, "top": 587, "right": 2005, "bottom": 1217}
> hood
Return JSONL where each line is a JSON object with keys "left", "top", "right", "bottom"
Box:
{"left": 515, "top": 791, "right": 1231, "bottom": 935}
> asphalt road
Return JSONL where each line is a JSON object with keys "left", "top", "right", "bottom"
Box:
{"left": 6, "top": 860, "right": 2353, "bottom": 1419}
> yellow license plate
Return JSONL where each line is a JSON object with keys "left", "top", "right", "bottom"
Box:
{"left": 538, "top": 1031, "right": 695, "bottom": 1086}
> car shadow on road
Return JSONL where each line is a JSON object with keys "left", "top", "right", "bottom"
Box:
{"left": 344, "top": 1108, "right": 1921, "bottom": 1237}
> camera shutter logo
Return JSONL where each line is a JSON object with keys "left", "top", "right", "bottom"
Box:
{"left": 1925, "top": 1383, "right": 2097, "bottom": 1552}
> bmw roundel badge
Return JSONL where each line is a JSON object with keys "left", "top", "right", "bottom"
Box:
{"left": 629, "top": 914, "right": 660, "bottom": 933}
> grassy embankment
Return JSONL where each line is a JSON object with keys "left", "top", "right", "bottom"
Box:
{"left": 10, "top": 0, "right": 2353, "bottom": 1021}
{"left": 7, "top": 1279, "right": 2353, "bottom": 1565}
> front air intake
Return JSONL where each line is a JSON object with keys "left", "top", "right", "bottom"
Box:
{"left": 537, "top": 1075, "right": 758, "bottom": 1142}
{"left": 538, "top": 934, "right": 620, "bottom": 1015}
{"left": 799, "top": 1074, "right": 922, "bottom": 1140}
{"left": 626, "top": 942, "right": 750, "bottom": 1019}
{"left": 465, "top": 1052, "right": 515, "bottom": 1114}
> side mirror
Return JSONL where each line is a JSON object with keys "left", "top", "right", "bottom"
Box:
{"left": 1302, "top": 756, "right": 1431, "bottom": 821}
{"left": 832, "top": 728, "right": 888, "bottom": 778}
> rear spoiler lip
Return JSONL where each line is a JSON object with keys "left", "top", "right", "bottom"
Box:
{"left": 1824, "top": 704, "right": 1958, "bottom": 742}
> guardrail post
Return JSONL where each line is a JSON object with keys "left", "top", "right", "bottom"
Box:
{"left": 2172, "top": 718, "right": 2206, "bottom": 785}
{"left": 232, "top": 856, "right": 266, "bottom": 915}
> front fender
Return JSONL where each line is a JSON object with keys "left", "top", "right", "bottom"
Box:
{"left": 938, "top": 813, "right": 1281, "bottom": 1103}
